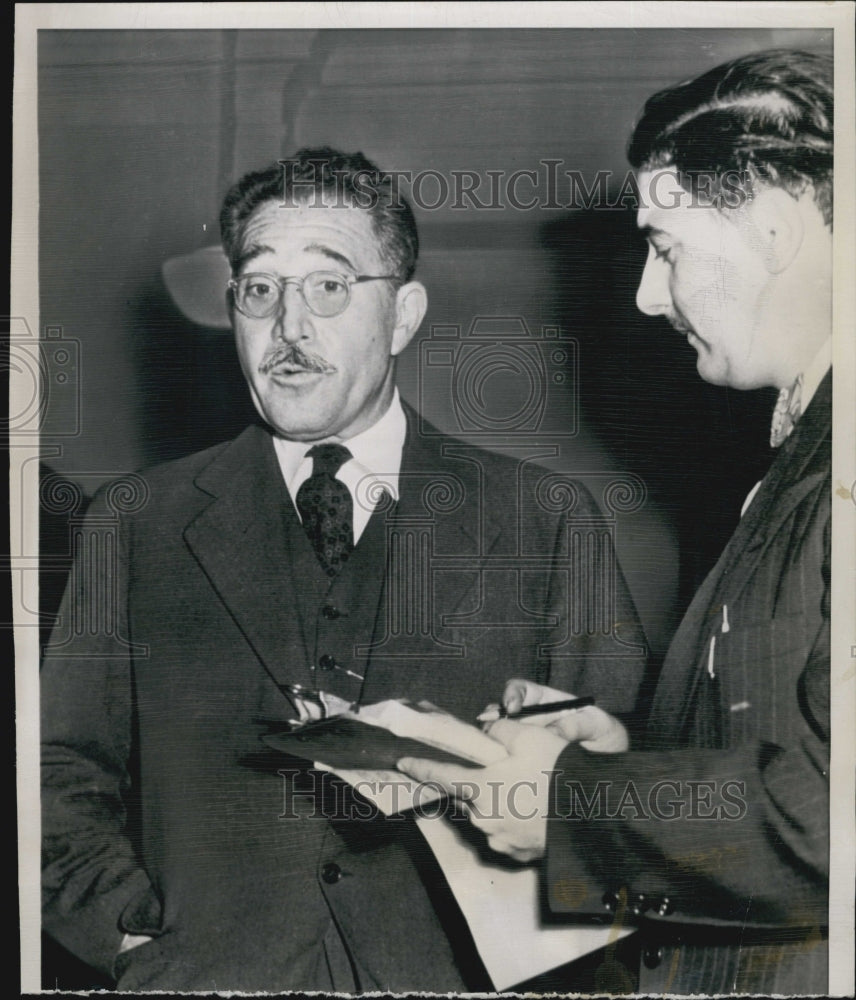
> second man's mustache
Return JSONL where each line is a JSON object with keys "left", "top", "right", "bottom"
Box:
{"left": 258, "top": 344, "right": 338, "bottom": 375}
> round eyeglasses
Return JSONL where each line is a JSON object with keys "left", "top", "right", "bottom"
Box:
{"left": 228, "top": 270, "right": 398, "bottom": 320}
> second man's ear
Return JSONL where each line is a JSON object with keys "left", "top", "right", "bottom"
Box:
{"left": 746, "top": 187, "right": 805, "bottom": 274}
{"left": 391, "top": 281, "right": 428, "bottom": 356}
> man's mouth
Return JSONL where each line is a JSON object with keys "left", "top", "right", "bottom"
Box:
{"left": 668, "top": 316, "right": 698, "bottom": 342}
{"left": 258, "top": 346, "right": 337, "bottom": 376}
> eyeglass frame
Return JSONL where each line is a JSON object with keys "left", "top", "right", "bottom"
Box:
{"left": 276, "top": 682, "right": 361, "bottom": 724}
{"left": 227, "top": 270, "right": 400, "bottom": 320}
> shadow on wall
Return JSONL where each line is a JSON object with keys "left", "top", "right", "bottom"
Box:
{"left": 129, "top": 277, "right": 260, "bottom": 468}
{"left": 540, "top": 208, "right": 778, "bottom": 613}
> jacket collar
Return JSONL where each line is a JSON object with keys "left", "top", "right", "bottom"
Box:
{"left": 651, "top": 370, "right": 831, "bottom": 741}
{"left": 182, "top": 405, "right": 501, "bottom": 692}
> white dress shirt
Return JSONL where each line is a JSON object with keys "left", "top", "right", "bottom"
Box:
{"left": 272, "top": 389, "right": 407, "bottom": 543}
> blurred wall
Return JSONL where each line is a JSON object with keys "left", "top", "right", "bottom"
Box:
{"left": 38, "top": 27, "right": 831, "bottom": 657}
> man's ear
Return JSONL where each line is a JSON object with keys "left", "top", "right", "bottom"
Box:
{"left": 391, "top": 281, "right": 428, "bottom": 356}
{"left": 744, "top": 187, "right": 805, "bottom": 274}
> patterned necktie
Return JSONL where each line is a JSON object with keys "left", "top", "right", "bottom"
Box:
{"left": 770, "top": 373, "right": 803, "bottom": 448}
{"left": 295, "top": 443, "right": 354, "bottom": 577}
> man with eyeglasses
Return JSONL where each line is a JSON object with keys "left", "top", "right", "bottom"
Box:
{"left": 41, "top": 147, "right": 647, "bottom": 992}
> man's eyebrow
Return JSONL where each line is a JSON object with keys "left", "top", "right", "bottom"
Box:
{"left": 303, "top": 243, "right": 354, "bottom": 271}
{"left": 234, "top": 241, "right": 356, "bottom": 274}
{"left": 638, "top": 224, "right": 667, "bottom": 239}
{"left": 235, "top": 244, "right": 275, "bottom": 273}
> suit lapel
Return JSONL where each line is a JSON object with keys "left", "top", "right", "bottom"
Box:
{"left": 356, "top": 406, "right": 503, "bottom": 696}
{"left": 183, "top": 424, "right": 317, "bottom": 692}
{"left": 399, "top": 403, "right": 505, "bottom": 613}
{"left": 396, "top": 401, "right": 498, "bottom": 558}
{"left": 181, "top": 408, "right": 509, "bottom": 700}
{"left": 706, "top": 371, "right": 831, "bottom": 608}
{"left": 650, "top": 372, "right": 831, "bottom": 741}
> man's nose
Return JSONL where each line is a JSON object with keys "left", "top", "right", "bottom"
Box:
{"left": 272, "top": 283, "right": 311, "bottom": 342}
{"left": 635, "top": 252, "right": 670, "bottom": 317}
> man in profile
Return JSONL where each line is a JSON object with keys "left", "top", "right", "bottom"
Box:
{"left": 40, "top": 148, "right": 645, "bottom": 991}
{"left": 401, "top": 48, "right": 833, "bottom": 995}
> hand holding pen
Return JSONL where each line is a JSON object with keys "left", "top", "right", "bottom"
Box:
{"left": 476, "top": 695, "right": 595, "bottom": 723}
{"left": 477, "top": 680, "right": 629, "bottom": 753}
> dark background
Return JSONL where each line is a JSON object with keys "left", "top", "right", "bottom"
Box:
{"left": 37, "top": 27, "right": 828, "bottom": 989}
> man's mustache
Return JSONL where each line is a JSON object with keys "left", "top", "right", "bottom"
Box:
{"left": 258, "top": 344, "right": 337, "bottom": 375}
{"left": 665, "top": 309, "right": 694, "bottom": 338}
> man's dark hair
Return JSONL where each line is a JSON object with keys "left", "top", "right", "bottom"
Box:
{"left": 628, "top": 48, "right": 833, "bottom": 224}
{"left": 220, "top": 146, "right": 419, "bottom": 280}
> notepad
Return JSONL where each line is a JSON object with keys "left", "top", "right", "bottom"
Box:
{"left": 263, "top": 699, "right": 507, "bottom": 814}
{"left": 263, "top": 697, "right": 633, "bottom": 987}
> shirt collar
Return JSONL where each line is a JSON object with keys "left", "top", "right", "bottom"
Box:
{"left": 272, "top": 388, "right": 406, "bottom": 505}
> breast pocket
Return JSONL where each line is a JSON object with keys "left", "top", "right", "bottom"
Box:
{"left": 713, "top": 612, "right": 821, "bottom": 747}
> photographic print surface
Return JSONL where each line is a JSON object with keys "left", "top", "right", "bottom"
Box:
{"left": 13, "top": 3, "right": 855, "bottom": 996}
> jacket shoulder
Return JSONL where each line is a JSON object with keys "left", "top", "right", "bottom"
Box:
{"left": 410, "top": 419, "right": 604, "bottom": 522}
{"left": 91, "top": 424, "right": 270, "bottom": 517}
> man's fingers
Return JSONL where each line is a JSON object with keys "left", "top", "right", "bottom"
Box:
{"left": 501, "top": 679, "right": 530, "bottom": 715}
{"left": 544, "top": 706, "right": 630, "bottom": 752}
{"left": 483, "top": 718, "right": 568, "bottom": 763}
{"left": 501, "top": 678, "right": 576, "bottom": 715}
{"left": 476, "top": 701, "right": 502, "bottom": 725}
{"left": 546, "top": 710, "right": 596, "bottom": 743}
{"left": 396, "top": 756, "right": 475, "bottom": 796}
{"left": 480, "top": 718, "right": 525, "bottom": 750}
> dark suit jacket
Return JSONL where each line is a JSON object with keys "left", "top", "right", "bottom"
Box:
{"left": 545, "top": 373, "right": 831, "bottom": 995}
{"left": 41, "top": 407, "right": 646, "bottom": 992}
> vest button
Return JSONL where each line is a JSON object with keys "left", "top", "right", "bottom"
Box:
{"left": 656, "top": 896, "right": 674, "bottom": 917}
{"left": 321, "top": 605, "right": 341, "bottom": 620}
{"left": 321, "top": 862, "right": 343, "bottom": 884}
{"left": 319, "top": 654, "right": 337, "bottom": 671}
{"left": 642, "top": 944, "right": 664, "bottom": 969}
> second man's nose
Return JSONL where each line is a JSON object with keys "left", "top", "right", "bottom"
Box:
{"left": 635, "top": 252, "right": 671, "bottom": 318}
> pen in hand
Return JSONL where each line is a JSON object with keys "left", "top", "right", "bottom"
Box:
{"left": 476, "top": 696, "right": 595, "bottom": 723}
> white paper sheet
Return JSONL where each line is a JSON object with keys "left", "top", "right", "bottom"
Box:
{"left": 415, "top": 814, "right": 634, "bottom": 990}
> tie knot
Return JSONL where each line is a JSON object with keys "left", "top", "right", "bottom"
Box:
{"left": 307, "top": 443, "right": 352, "bottom": 478}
